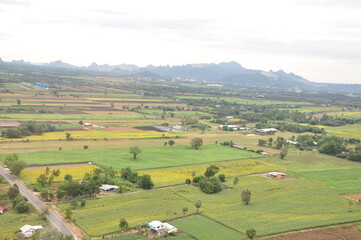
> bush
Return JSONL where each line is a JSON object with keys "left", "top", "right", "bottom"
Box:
{"left": 139, "top": 175, "right": 154, "bottom": 189}
{"left": 83, "top": 145, "right": 89, "bottom": 149}
{"left": 192, "top": 175, "right": 205, "bottom": 183}
{"left": 15, "top": 200, "right": 30, "bottom": 213}
{"left": 199, "top": 176, "right": 222, "bottom": 194}
{"left": 218, "top": 174, "right": 226, "bottom": 182}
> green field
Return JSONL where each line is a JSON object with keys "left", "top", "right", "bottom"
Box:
{"left": 0, "top": 113, "right": 159, "bottom": 120}
{"left": 59, "top": 176, "right": 361, "bottom": 237}
{"left": 58, "top": 188, "right": 195, "bottom": 236}
{"left": 310, "top": 124, "right": 361, "bottom": 139}
{"left": 0, "top": 211, "right": 44, "bottom": 239}
{"left": 301, "top": 168, "right": 361, "bottom": 194}
{"left": 172, "top": 216, "right": 244, "bottom": 240}
{"left": 266, "top": 152, "right": 361, "bottom": 172}
{"left": 177, "top": 96, "right": 314, "bottom": 106}
{"left": 9, "top": 144, "right": 257, "bottom": 170}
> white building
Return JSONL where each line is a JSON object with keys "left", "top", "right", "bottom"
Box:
{"left": 100, "top": 184, "right": 119, "bottom": 192}
{"left": 147, "top": 221, "right": 177, "bottom": 236}
{"left": 256, "top": 128, "right": 278, "bottom": 133}
{"left": 20, "top": 225, "right": 43, "bottom": 238}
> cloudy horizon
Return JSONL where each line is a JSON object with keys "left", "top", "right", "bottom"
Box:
{"left": 1, "top": 0, "right": 361, "bottom": 84}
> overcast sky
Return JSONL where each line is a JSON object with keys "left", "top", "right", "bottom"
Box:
{"left": 1, "top": 0, "right": 361, "bottom": 84}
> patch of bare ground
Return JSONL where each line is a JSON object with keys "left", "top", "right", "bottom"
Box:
{"left": 344, "top": 193, "right": 361, "bottom": 202}
{"left": 105, "top": 126, "right": 140, "bottom": 131}
{"left": 0, "top": 121, "right": 20, "bottom": 127}
{"left": 264, "top": 224, "right": 361, "bottom": 240}
{"left": 185, "top": 133, "right": 253, "bottom": 138}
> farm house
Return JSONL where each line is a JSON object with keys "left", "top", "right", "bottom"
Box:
{"left": 0, "top": 206, "right": 6, "bottom": 214}
{"left": 268, "top": 172, "right": 287, "bottom": 178}
{"left": 100, "top": 184, "right": 119, "bottom": 192}
{"left": 147, "top": 220, "right": 177, "bottom": 236}
{"left": 20, "top": 225, "right": 43, "bottom": 238}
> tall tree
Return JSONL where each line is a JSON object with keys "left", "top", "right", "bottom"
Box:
{"left": 191, "top": 138, "right": 203, "bottom": 149}
{"left": 195, "top": 200, "right": 202, "bottom": 213}
{"left": 129, "top": 146, "right": 142, "bottom": 159}
{"left": 242, "top": 189, "right": 251, "bottom": 205}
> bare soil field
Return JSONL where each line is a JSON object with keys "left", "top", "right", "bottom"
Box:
{"left": 265, "top": 224, "right": 361, "bottom": 240}
{"left": 105, "top": 126, "right": 140, "bottom": 131}
{"left": 344, "top": 193, "right": 361, "bottom": 202}
{"left": 0, "top": 121, "right": 20, "bottom": 127}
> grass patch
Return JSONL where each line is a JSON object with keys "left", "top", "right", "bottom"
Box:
{"left": 58, "top": 188, "right": 196, "bottom": 236}
{"left": 172, "top": 216, "right": 245, "bottom": 240}
{"left": 301, "top": 168, "right": 361, "bottom": 194}
{"left": 11, "top": 145, "right": 257, "bottom": 170}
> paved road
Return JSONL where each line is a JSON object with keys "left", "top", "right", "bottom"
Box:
{"left": 0, "top": 166, "right": 79, "bottom": 240}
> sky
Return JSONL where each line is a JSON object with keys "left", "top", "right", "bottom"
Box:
{"left": 1, "top": 0, "right": 361, "bottom": 84}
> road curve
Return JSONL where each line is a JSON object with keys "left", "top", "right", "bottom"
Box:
{"left": 0, "top": 166, "right": 79, "bottom": 240}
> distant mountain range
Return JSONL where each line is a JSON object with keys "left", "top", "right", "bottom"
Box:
{"left": 1, "top": 58, "right": 360, "bottom": 94}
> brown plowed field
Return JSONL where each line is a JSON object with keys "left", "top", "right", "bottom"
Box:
{"left": 265, "top": 224, "right": 361, "bottom": 240}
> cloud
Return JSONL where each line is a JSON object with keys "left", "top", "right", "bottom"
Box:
{"left": 0, "top": 0, "right": 27, "bottom": 5}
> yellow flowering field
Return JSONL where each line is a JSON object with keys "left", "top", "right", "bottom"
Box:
{"left": 20, "top": 165, "right": 99, "bottom": 184}
{"left": 0, "top": 130, "right": 176, "bottom": 142}
{"left": 139, "top": 159, "right": 286, "bottom": 187}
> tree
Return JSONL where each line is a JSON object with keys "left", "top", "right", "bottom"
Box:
{"left": 4, "top": 153, "right": 19, "bottom": 166}
{"left": 195, "top": 200, "right": 202, "bottom": 213}
{"left": 191, "top": 138, "right": 203, "bottom": 149}
{"left": 53, "top": 169, "right": 61, "bottom": 177}
{"left": 7, "top": 185, "right": 19, "bottom": 200}
{"left": 242, "top": 189, "right": 251, "bottom": 205}
{"left": 204, "top": 165, "right": 220, "bottom": 178}
{"left": 319, "top": 140, "right": 345, "bottom": 156}
{"left": 185, "top": 178, "right": 191, "bottom": 185}
{"left": 139, "top": 174, "right": 154, "bottom": 189}
{"left": 129, "top": 146, "right": 142, "bottom": 159}
{"left": 198, "top": 124, "right": 208, "bottom": 134}
{"left": 258, "top": 139, "right": 267, "bottom": 147}
{"left": 280, "top": 148, "right": 288, "bottom": 159}
{"left": 16, "top": 99, "right": 21, "bottom": 105}
{"left": 119, "top": 218, "right": 129, "bottom": 230}
{"left": 65, "top": 132, "right": 72, "bottom": 141}
{"left": 37, "top": 174, "right": 48, "bottom": 187}
{"left": 64, "top": 174, "right": 73, "bottom": 181}
{"left": 218, "top": 174, "right": 226, "bottom": 182}
{"left": 8, "top": 160, "right": 26, "bottom": 176}
{"left": 182, "top": 207, "right": 188, "bottom": 215}
{"left": 246, "top": 228, "right": 256, "bottom": 239}
{"left": 45, "top": 167, "right": 50, "bottom": 176}
{"left": 64, "top": 208, "right": 73, "bottom": 222}
{"left": 168, "top": 140, "right": 175, "bottom": 146}
{"left": 15, "top": 200, "right": 30, "bottom": 213}
{"left": 81, "top": 200, "right": 86, "bottom": 207}
{"left": 199, "top": 176, "right": 222, "bottom": 194}
{"left": 233, "top": 177, "right": 239, "bottom": 185}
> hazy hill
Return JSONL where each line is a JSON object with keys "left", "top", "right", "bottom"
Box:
{"left": 0, "top": 58, "right": 360, "bottom": 93}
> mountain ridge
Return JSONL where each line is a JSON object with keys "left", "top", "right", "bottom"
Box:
{"left": 0, "top": 58, "right": 360, "bottom": 93}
